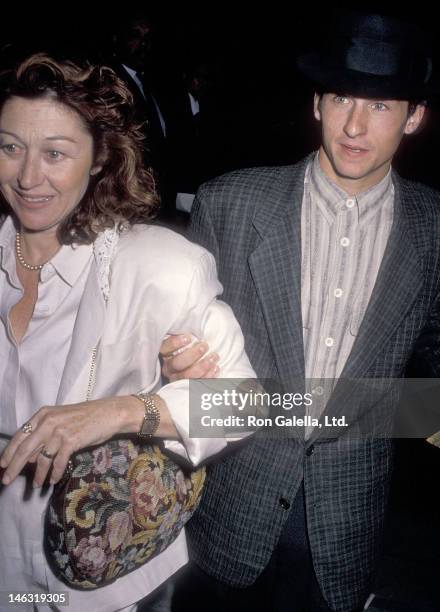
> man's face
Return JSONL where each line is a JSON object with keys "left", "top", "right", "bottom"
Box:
{"left": 314, "top": 93, "right": 425, "bottom": 194}
{"left": 116, "top": 17, "right": 153, "bottom": 71}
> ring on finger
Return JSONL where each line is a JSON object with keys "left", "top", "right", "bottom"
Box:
{"left": 40, "top": 447, "right": 56, "bottom": 460}
{"left": 21, "top": 421, "right": 33, "bottom": 434}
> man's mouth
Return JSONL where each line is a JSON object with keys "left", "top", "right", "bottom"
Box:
{"left": 340, "top": 143, "right": 368, "bottom": 154}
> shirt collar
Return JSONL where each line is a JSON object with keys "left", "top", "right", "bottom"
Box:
{"left": 40, "top": 241, "right": 93, "bottom": 286}
{"left": 122, "top": 64, "right": 137, "bottom": 79}
{"left": 122, "top": 64, "right": 145, "bottom": 99}
{"left": 0, "top": 215, "right": 92, "bottom": 288}
{"left": 0, "top": 216, "right": 20, "bottom": 287}
{"left": 309, "top": 152, "right": 393, "bottom": 224}
{"left": 0, "top": 215, "right": 17, "bottom": 248}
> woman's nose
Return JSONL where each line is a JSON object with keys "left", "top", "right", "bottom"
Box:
{"left": 17, "top": 153, "right": 44, "bottom": 190}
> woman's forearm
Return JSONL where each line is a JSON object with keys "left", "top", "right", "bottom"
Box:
{"left": 0, "top": 393, "right": 180, "bottom": 487}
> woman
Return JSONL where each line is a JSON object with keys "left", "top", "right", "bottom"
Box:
{"left": 0, "top": 54, "right": 254, "bottom": 611}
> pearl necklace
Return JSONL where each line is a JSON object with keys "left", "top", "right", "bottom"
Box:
{"left": 15, "top": 232, "right": 47, "bottom": 271}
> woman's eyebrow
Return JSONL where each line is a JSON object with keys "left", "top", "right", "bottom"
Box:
{"left": 0, "top": 130, "right": 79, "bottom": 145}
{"left": 45, "top": 135, "right": 79, "bottom": 143}
{"left": 0, "top": 129, "right": 25, "bottom": 143}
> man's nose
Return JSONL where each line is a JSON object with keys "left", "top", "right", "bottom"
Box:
{"left": 17, "top": 153, "right": 44, "bottom": 190}
{"left": 343, "top": 104, "right": 368, "bottom": 138}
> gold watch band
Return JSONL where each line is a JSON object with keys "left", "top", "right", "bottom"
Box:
{"left": 132, "top": 393, "right": 161, "bottom": 438}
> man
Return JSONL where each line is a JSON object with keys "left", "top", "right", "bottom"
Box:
{"left": 159, "top": 12, "right": 440, "bottom": 612}
{"left": 110, "top": 12, "right": 210, "bottom": 221}
{"left": 111, "top": 12, "right": 167, "bottom": 147}
{"left": 110, "top": 12, "right": 173, "bottom": 211}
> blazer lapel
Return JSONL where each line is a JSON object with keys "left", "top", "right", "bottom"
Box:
{"left": 56, "top": 261, "right": 106, "bottom": 404}
{"left": 248, "top": 160, "right": 310, "bottom": 387}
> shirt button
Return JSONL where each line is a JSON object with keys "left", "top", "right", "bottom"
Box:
{"left": 279, "top": 497, "right": 291, "bottom": 510}
{"left": 340, "top": 237, "right": 350, "bottom": 247}
{"left": 313, "top": 386, "right": 324, "bottom": 396}
{"left": 334, "top": 288, "right": 343, "bottom": 298}
{"left": 325, "top": 337, "right": 334, "bottom": 347}
{"left": 306, "top": 445, "right": 315, "bottom": 457}
{"left": 346, "top": 198, "right": 355, "bottom": 208}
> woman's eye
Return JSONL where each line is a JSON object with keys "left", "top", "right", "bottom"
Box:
{"left": 1, "top": 143, "right": 20, "bottom": 155}
{"left": 334, "top": 96, "right": 349, "bottom": 104}
{"left": 46, "top": 150, "right": 64, "bottom": 160}
{"left": 372, "top": 102, "right": 388, "bottom": 111}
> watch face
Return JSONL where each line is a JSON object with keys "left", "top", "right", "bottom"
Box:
{"left": 140, "top": 413, "right": 160, "bottom": 436}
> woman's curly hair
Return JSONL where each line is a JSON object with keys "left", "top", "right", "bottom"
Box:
{"left": 0, "top": 53, "right": 159, "bottom": 244}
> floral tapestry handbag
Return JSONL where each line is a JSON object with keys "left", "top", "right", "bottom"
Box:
{"left": 44, "top": 227, "right": 206, "bottom": 589}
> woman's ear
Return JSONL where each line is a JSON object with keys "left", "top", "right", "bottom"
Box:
{"left": 90, "top": 165, "right": 102, "bottom": 176}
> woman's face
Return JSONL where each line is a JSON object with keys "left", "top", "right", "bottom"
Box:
{"left": 0, "top": 95, "right": 101, "bottom": 234}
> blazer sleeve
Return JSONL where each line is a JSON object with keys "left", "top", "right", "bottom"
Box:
{"left": 153, "top": 249, "right": 256, "bottom": 467}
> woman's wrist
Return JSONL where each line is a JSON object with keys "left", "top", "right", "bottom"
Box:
{"left": 117, "top": 394, "right": 179, "bottom": 439}
{"left": 114, "top": 395, "right": 145, "bottom": 434}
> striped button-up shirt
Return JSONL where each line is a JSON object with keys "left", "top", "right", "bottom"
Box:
{"left": 301, "top": 153, "right": 394, "bottom": 413}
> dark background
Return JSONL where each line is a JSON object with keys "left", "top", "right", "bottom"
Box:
{"left": 2, "top": 4, "right": 440, "bottom": 187}
{"left": 2, "top": 4, "right": 440, "bottom": 610}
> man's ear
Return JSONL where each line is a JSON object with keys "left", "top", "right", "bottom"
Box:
{"left": 404, "top": 104, "right": 426, "bottom": 135}
{"left": 313, "top": 93, "right": 322, "bottom": 121}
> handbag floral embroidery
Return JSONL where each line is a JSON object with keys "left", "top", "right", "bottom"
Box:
{"left": 45, "top": 440, "right": 205, "bottom": 588}
{"left": 44, "top": 227, "right": 205, "bottom": 589}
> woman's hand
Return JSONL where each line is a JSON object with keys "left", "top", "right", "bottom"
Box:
{"left": 0, "top": 397, "right": 135, "bottom": 488}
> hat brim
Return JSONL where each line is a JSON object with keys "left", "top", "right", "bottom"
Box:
{"left": 297, "top": 52, "right": 435, "bottom": 100}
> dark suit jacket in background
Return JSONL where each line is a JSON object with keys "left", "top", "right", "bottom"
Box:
{"left": 185, "top": 156, "right": 440, "bottom": 612}
{"left": 109, "top": 63, "right": 175, "bottom": 210}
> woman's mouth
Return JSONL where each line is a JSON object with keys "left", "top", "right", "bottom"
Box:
{"left": 13, "top": 190, "right": 54, "bottom": 205}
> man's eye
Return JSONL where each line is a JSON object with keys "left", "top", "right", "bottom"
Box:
{"left": 371, "top": 102, "right": 388, "bottom": 111}
{"left": 334, "top": 96, "right": 349, "bottom": 104}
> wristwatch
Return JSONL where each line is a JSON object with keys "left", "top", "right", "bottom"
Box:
{"left": 132, "top": 392, "right": 161, "bottom": 438}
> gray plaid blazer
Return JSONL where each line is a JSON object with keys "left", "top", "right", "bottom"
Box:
{"left": 185, "top": 156, "right": 440, "bottom": 612}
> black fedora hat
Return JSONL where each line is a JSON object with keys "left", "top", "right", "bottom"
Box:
{"left": 297, "top": 12, "right": 434, "bottom": 99}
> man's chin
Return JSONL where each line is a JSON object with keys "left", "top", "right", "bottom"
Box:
{"left": 332, "top": 157, "right": 373, "bottom": 180}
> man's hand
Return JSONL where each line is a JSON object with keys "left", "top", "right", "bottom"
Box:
{"left": 160, "top": 334, "right": 220, "bottom": 381}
